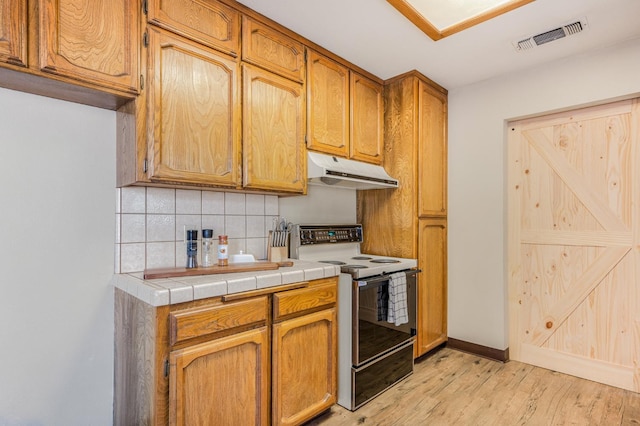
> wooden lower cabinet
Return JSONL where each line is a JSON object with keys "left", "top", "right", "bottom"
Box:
{"left": 170, "top": 327, "right": 270, "bottom": 426}
{"left": 416, "top": 218, "right": 448, "bottom": 355}
{"left": 115, "top": 277, "right": 338, "bottom": 426}
{"left": 272, "top": 308, "right": 337, "bottom": 426}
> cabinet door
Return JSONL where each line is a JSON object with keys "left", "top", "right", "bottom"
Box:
{"left": 147, "top": 0, "right": 240, "bottom": 56}
{"left": 0, "top": 0, "right": 27, "bottom": 67}
{"left": 242, "top": 16, "right": 304, "bottom": 83}
{"left": 306, "top": 50, "right": 349, "bottom": 157}
{"left": 169, "top": 327, "right": 269, "bottom": 426}
{"left": 242, "top": 63, "right": 306, "bottom": 193}
{"left": 272, "top": 308, "right": 337, "bottom": 426}
{"left": 350, "top": 71, "right": 383, "bottom": 164}
{"left": 418, "top": 80, "right": 448, "bottom": 217}
{"left": 39, "top": 0, "right": 138, "bottom": 93}
{"left": 416, "top": 218, "right": 447, "bottom": 357}
{"left": 146, "top": 27, "right": 241, "bottom": 187}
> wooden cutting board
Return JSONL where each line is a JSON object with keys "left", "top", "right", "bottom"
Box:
{"left": 143, "top": 261, "right": 293, "bottom": 280}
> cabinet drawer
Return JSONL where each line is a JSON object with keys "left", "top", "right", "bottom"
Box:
{"left": 273, "top": 282, "right": 337, "bottom": 320}
{"left": 170, "top": 296, "right": 268, "bottom": 345}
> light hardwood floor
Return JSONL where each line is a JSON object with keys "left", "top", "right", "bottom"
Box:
{"left": 306, "top": 347, "right": 640, "bottom": 425}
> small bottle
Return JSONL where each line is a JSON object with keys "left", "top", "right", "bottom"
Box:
{"left": 186, "top": 229, "right": 198, "bottom": 269}
{"left": 218, "top": 235, "right": 229, "bottom": 266}
{"left": 201, "top": 229, "right": 214, "bottom": 267}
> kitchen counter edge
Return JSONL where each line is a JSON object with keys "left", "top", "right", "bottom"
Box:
{"left": 110, "top": 260, "right": 341, "bottom": 306}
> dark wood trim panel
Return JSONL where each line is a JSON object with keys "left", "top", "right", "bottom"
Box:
{"left": 447, "top": 338, "right": 509, "bottom": 362}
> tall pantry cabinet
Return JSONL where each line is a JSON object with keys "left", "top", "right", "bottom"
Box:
{"left": 357, "top": 70, "right": 448, "bottom": 357}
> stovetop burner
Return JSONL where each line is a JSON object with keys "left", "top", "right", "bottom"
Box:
{"left": 352, "top": 256, "right": 372, "bottom": 260}
{"left": 370, "top": 259, "right": 401, "bottom": 264}
{"left": 319, "top": 260, "right": 347, "bottom": 265}
{"left": 343, "top": 264, "right": 368, "bottom": 269}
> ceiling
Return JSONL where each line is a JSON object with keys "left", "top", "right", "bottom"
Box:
{"left": 236, "top": 0, "right": 640, "bottom": 89}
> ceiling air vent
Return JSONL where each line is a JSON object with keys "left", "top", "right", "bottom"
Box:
{"left": 513, "top": 18, "right": 588, "bottom": 52}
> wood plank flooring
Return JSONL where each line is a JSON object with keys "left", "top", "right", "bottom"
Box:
{"left": 305, "top": 347, "right": 640, "bottom": 425}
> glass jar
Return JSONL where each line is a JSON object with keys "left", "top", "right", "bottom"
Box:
{"left": 218, "top": 235, "right": 228, "bottom": 266}
{"left": 201, "top": 229, "right": 214, "bottom": 267}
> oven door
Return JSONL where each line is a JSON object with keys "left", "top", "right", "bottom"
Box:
{"left": 352, "top": 270, "right": 418, "bottom": 366}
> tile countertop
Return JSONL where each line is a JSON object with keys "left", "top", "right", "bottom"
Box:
{"left": 111, "top": 260, "right": 341, "bottom": 307}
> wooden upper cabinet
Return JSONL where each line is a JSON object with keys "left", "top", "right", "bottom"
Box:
{"left": 242, "top": 64, "right": 306, "bottom": 194}
{"left": 418, "top": 80, "right": 448, "bottom": 216}
{"left": 0, "top": 0, "right": 27, "bottom": 67}
{"left": 350, "top": 71, "right": 383, "bottom": 164}
{"left": 306, "top": 50, "right": 349, "bottom": 158}
{"left": 242, "top": 16, "right": 305, "bottom": 83}
{"left": 39, "top": 0, "right": 138, "bottom": 93}
{"left": 147, "top": 0, "right": 240, "bottom": 56}
{"left": 146, "top": 27, "right": 241, "bottom": 187}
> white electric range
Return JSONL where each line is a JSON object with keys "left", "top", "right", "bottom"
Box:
{"left": 289, "top": 224, "right": 419, "bottom": 410}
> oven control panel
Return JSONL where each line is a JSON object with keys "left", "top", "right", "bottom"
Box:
{"left": 295, "top": 224, "right": 363, "bottom": 245}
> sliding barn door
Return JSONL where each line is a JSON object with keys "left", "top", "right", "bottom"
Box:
{"left": 508, "top": 98, "right": 640, "bottom": 392}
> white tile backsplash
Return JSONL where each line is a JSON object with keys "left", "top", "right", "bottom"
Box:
{"left": 228, "top": 238, "right": 246, "bottom": 257}
{"left": 121, "top": 214, "right": 146, "bottom": 243}
{"left": 146, "top": 241, "right": 176, "bottom": 269}
{"left": 176, "top": 189, "right": 202, "bottom": 214}
{"left": 202, "top": 191, "right": 225, "bottom": 214}
{"left": 202, "top": 215, "right": 225, "bottom": 236}
{"left": 246, "top": 215, "right": 265, "bottom": 238}
{"left": 147, "top": 188, "right": 175, "bottom": 214}
{"left": 120, "top": 243, "right": 145, "bottom": 273}
{"left": 116, "top": 188, "right": 279, "bottom": 272}
{"left": 225, "top": 215, "right": 246, "bottom": 239}
{"left": 176, "top": 215, "right": 201, "bottom": 241}
{"left": 147, "top": 214, "right": 176, "bottom": 242}
{"left": 265, "top": 195, "right": 278, "bottom": 215}
{"left": 121, "top": 187, "right": 145, "bottom": 213}
{"left": 246, "top": 238, "right": 267, "bottom": 260}
{"left": 225, "top": 192, "right": 245, "bottom": 215}
{"left": 246, "top": 194, "right": 265, "bottom": 215}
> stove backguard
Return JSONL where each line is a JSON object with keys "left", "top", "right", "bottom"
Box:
{"left": 289, "top": 224, "right": 363, "bottom": 258}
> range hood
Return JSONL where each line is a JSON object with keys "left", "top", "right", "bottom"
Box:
{"left": 307, "top": 152, "right": 399, "bottom": 190}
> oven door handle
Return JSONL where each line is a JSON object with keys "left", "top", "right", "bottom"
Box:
{"left": 355, "top": 268, "right": 420, "bottom": 289}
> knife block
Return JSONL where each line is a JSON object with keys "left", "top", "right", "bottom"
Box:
{"left": 268, "top": 230, "right": 289, "bottom": 262}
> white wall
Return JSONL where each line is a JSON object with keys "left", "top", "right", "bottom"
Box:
{"left": 0, "top": 88, "right": 115, "bottom": 425}
{"left": 447, "top": 37, "right": 640, "bottom": 350}
{"left": 279, "top": 184, "right": 357, "bottom": 225}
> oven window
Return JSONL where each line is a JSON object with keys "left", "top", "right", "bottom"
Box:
{"left": 354, "top": 273, "right": 416, "bottom": 365}
{"left": 358, "top": 319, "right": 412, "bottom": 363}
